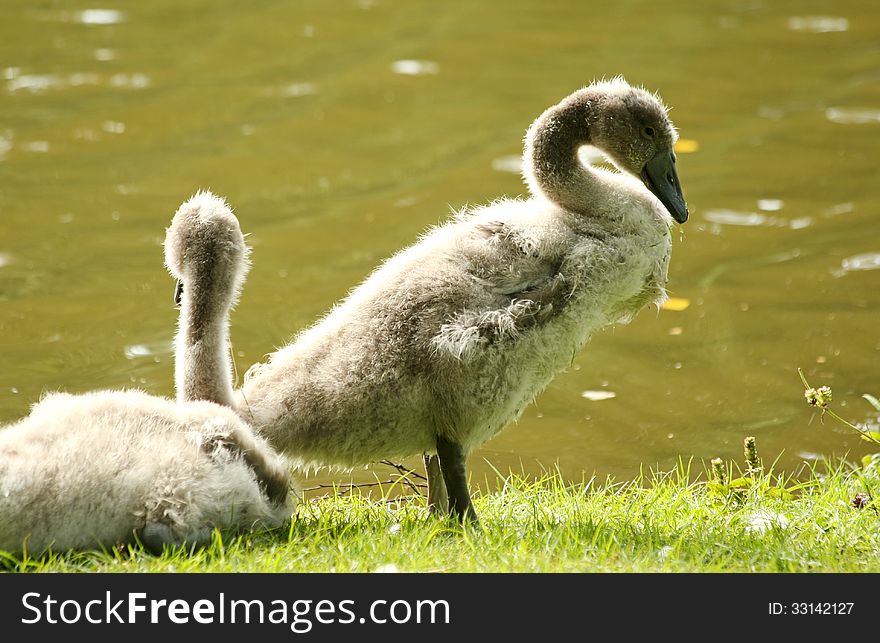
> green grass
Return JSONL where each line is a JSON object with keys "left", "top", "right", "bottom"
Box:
{"left": 3, "top": 458, "right": 879, "bottom": 573}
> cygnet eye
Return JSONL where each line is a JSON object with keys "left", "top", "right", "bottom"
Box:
{"left": 643, "top": 126, "right": 655, "bottom": 138}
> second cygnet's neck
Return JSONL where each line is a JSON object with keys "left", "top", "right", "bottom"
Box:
{"left": 175, "top": 271, "right": 237, "bottom": 408}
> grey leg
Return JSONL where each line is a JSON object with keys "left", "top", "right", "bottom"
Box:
{"left": 435, "top": 435, "right": 479, "bottom": 525}
{"left": 424, "top": 454, "right": 449, "bottom": 514}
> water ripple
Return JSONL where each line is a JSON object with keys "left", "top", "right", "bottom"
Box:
{"left": 280, "top": 82, "right": 317, "bottom": 97}
{"left": 581, "top": 390, "right": 616, "bottom": 401}
{"left": 391, "top": 60, "right": 439, "bottom": 76}
{"left": 788, "top": 16, "right": 849, "bottom": 33}
{"left": 22, "top": 141, "right": 50, "bottom": 153}
{"left": 703, "top": 209, "right": 812, "bottom": 230}
{"left": 491, "top": 155, "right": 521, "bottom": 173}
{"left": 0, "top": 131, "right": 11, "bottom": 160}
{"left": 703, "top": 210, "right": 767, "bottom": 227}
{"left": 7, "top": 73, "right": 63, "bottom": 93}
{"left": 109, "top": 73, "right": 150, "bottom": 89}
{"left": 840, "top": 253, "right": 880, "bottom": 273}
{"left": 825, "top": 107, "right": 880, "bottom": 125}
{"left": 823, "top": 202, "right": 854, "bottom": 217}
{"left": 101, "top": 120, "right": 125, "bottom": 134}
{"left": 757, "top": 199, "right": 783, "bottom": 212}
{"left": 124, "top": 340, "right": 173, "bottom": 360}
{"left": 76, "top": 9, "right": 125, "bottom": 25}
{"left": 7, "top": 71, "right": 150, "bottom": 93}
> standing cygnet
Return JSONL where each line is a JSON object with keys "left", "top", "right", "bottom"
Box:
{"left": 236, "top": 77, "right": 688, "bottom": 523}
{"left": 0, "top": 191, "right": 291, "bottom": 554}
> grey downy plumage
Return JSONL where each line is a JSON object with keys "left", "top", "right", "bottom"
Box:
{"left": 0, "top": 191, "right": 292, "bottom": 554}
{"left": 236, "top": 78, "right": 688, "bottom": 522}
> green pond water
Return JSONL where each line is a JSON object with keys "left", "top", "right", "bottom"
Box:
{"left": 2, "top": 0, "right": 879, "bottom": 492}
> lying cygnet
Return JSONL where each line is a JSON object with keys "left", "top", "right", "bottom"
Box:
{"left": 0, "top": 191, "right": 292, "bottom": 553}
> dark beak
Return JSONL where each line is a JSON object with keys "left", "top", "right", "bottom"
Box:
{"left": 640, "top": 150, "right": 688, "bottom": 223}
{"left": 173, "top": 280, "right": 184, "bottom": 306}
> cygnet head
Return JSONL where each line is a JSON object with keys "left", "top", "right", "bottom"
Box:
{"left": 164, "top": 190, "right": 250, "bottom": 311}
{"left": 581, "top": 78, "right": 687, "bottom": 222}
{"left": 525, "top": 77, "right": 688, "bottom": 223}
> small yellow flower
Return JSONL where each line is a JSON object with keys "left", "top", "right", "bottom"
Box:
{"left": 804, "top": 385, "right": 832, "bottom": 408}
{"left": 743, "top": 436, "right": 761, "bottom": 475}
{"left": 710, "top": 457, "right": 727, "bottom": 485}
{"left": 674, "top": 139, "right": 700, "bottom": 153}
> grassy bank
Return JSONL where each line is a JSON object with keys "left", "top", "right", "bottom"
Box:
{"left": 4, "top": 457, "right": 879, "bottom": 573}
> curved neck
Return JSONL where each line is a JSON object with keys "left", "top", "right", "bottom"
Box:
{"left": 175, "top": 271, "right": 236, "bottom": 407}
{"left": 523, "top": 90, "right": 605, "bottom": 214}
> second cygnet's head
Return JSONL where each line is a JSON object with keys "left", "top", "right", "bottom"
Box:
{"left": 164, "top": 190, "right": 250, "bottom": 307}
